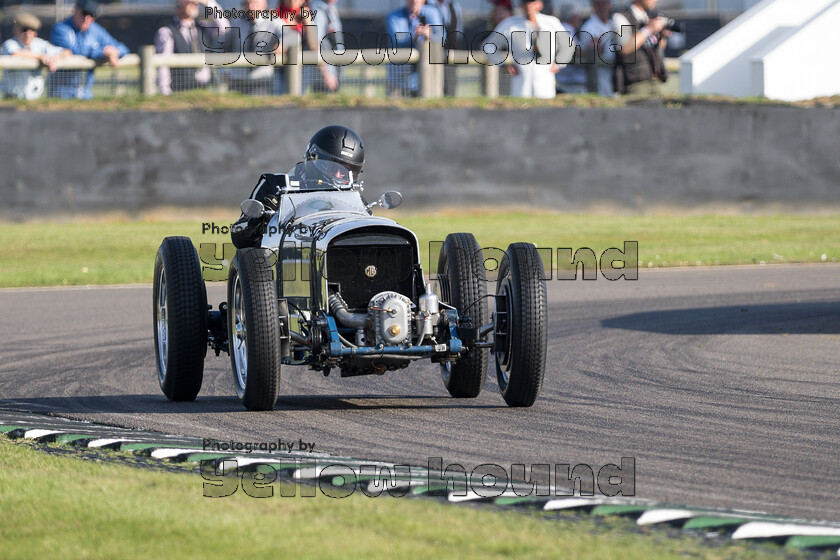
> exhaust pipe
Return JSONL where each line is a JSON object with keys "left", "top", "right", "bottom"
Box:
{"left": 328, "top": 291, "right": 368, "bottom": 329}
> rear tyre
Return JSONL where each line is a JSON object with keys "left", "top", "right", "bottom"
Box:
{"left": 437, "top": 233, "right": 488, "bottom": 398}
{"left": 153, "top": 236, "right": 207, "bottom": 401}
{"left": 227, "top": 248, "right": 281, "bottom": 411}
{"left": 494, "top": 243, "right": 547, "bottom": 407}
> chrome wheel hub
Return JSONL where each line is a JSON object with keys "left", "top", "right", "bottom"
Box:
{"left": 231, "top": 275, "right": 248, "bottom": 393}
{"left": 156, "top": 268, "right": 168, "bottom": 383}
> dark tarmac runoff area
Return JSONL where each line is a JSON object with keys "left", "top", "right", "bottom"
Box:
{"left": 1, "top": 264, "right": 839, "bottom": 520}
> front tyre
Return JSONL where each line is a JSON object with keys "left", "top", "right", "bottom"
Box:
{"left": 153, "top": 236, "right": 207, "bottom": 401}
{"left": 494, "top": 243, "right": 547, "bottom": 407}
{"left": 227, "top": 248, "right": 281, "bottom": 411}
{"left": 437, "top": 233, "right": 488, "bottom": 398}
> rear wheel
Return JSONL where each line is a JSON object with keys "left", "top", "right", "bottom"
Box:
{"left": 494, "top": 243, "right": 547, "bottom": 407}
{"left": 153, "top": 236, "right": 207, "bottom": 401}
{"left": 227, "top": 248, "right": 281, "bottom": 411}
{"left": 437, "top": 233, "right": 488, "bottom": 398}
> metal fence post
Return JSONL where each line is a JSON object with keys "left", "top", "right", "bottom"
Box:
{"left": 436, "top": 51, "right": 445, "bottom": 97}
{"left": 140, "top": 45, "right": 157, "bottom": 96}
{"left": 362, "top": 65, "right": 376, "bottom": 98}
{"left": 286, "top": 44, "right": 303, "bottom": 95}
{"left": 482, "top": 63, "right": 499, "bottom": 98}
{"left": 418, "top": 44, "right": 433, "bottom": 99}
{"left": 428, "top": 38, "right": 444, "bottom": 98}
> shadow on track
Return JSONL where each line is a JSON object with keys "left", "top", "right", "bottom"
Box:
{"left": 602, "top": 301, "right": 840, "bottom": 335}
{"left": 1, "top": 394, "right": 504, "bottom": 415}
{"left": 274, "top": 395, "right": 504, "bottom": 411}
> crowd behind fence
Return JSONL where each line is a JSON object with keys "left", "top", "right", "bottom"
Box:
{"left": 0, "top": 45, "right": 681, "bottom": 99}
{"left": 2, "top": 0, "right": 698, "bottom": 101}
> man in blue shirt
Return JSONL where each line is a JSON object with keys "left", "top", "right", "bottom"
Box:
{"left": 385, "top": 0, "right": 443, "bottom": 97}
{"left": 49, "top": 0, "right": 130, "bottom": 99}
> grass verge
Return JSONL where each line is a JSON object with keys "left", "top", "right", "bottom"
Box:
{"left": 1, "top": 90, "right": 839, "bottom": 112}
{"left": 0, "top": 212, "right": 838, "bottom": 287}
{"left": 0, "top": 437, "right": 799, "bottom": 560}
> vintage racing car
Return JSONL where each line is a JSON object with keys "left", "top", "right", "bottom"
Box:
{"left": 153, "top": 128, "right": 547, "bottom": 411}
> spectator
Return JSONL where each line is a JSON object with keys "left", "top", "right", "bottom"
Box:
{"left": 280, "top": 0, "right": 340, "bottom": 93}
{"left": 275, "top": 0, "right": 309, "bottom": 93}
{"left": 308, "top": 0, "right": 343, "bottom": 93}
{"left": 492, "top": 0, "right": 565, "bottom": 99}
{"left": 488, "top": 0, "right": 512, "bottom": 28}
{"left": 612, "top": 0, "right": 671, "bottom": 96}
{"left": 222, "top": 0, "right": 291, "bottom": 94}
{"left": 385, "top": 0, "right": 444, "bottom": 97}
{"left": 555, "top": 3, "right": 587, "bottom": 94}
{"left": 580, "top": 0, "right": 615, "bottom": 96}
{"left": 49, "top": 0, "right": 129, "bottom": 99}
{"left": 154, "top": 0, "right": 229, "bottom": 95}
{"left": 278, "top": 0, "right": 306, "bottom": 38}
{"left": 427, "top": 0, "right": 464, "bottom": 97}
{"left": 1, "top": 13, "right": 70, "bottom": 100}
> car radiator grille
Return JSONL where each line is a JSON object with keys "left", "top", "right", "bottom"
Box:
{"left": 326, "top": 233, "right": 415, "bottom": 311}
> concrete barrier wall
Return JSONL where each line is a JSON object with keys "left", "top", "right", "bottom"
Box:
{"left": 1, "top": 105, "right": 838, "bottom": 214}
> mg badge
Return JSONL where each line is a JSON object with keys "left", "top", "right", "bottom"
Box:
{"left": 365, "top": 265, "right": 377, "bottom": 278}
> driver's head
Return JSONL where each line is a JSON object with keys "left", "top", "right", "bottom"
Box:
{"left": 303, "top": 125, "right": 365, "bottom": 188}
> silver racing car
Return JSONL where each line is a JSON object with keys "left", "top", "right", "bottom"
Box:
{"left": 153, "top": 126, "right": 547, "bottom": 410}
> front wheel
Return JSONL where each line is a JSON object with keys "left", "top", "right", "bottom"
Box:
{"left": 153, "top": 236, "right": 207, "bottom": 401}
{"left": 227, "top": 248, "right": 281, "bottom": 411}
{"left": 437, "top": 233, "right": 488, "bottom": 398}
{"left": 494, "top": 243, "right": 547, "bottom": 407}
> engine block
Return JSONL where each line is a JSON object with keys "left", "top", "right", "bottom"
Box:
{"left": 368, "top": 291, "right": 412, "bottom": 347}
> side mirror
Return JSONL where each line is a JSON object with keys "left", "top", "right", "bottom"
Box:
{"left": 372, "top": 191, "right": 402, "bottom": 210}
{"left": 240, "top": 199, "right": 266, "bottom": 219}
{"left": 380, "top": 191, "right": 402, "bottom": 209}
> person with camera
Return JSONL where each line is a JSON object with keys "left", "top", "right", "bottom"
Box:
{"left": 612, "top": 0, "right": 672, "bottom": 97}
{"left": 427, "top": 0, "right": 464, "bottom": 97}
{"left": 385, "top": 0, "right": 444, "bottom": 97}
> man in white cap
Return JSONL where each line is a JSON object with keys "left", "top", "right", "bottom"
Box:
{"left": 1, "top": 13, "right": 71, "bottom": 99}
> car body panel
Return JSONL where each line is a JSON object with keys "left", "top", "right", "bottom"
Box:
{"left": 256, "top": 186, "right": 422, "bottom": 344}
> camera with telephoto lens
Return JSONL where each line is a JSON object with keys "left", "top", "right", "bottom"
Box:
{"left": 655, "top": 14, "right": 685, "bottom": 33}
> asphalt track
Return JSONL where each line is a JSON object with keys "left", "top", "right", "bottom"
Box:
{"left": 2, "top": 265, "right": 839, "bottom": 521}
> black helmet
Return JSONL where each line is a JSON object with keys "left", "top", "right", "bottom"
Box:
{"left": 305, "top": 125, "right": 365, "bottom": 175}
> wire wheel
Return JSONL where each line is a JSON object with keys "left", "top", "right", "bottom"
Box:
{"left": 231, "top": 274, "right": 248, "bottom": 395}
{"left": 226, "top": 248, "right": 282, "bottom": 411}
{"left": 155, "top": 267, "right": 168, "bottom": 384}
{"left": 494, "top": 243, "right": 547, "bottom": 407}
{"left": 153, "top": 236, "right": 207, "bottom": 401}
{"left": 437, "top": 233, "right": 488, "bottom": 398}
